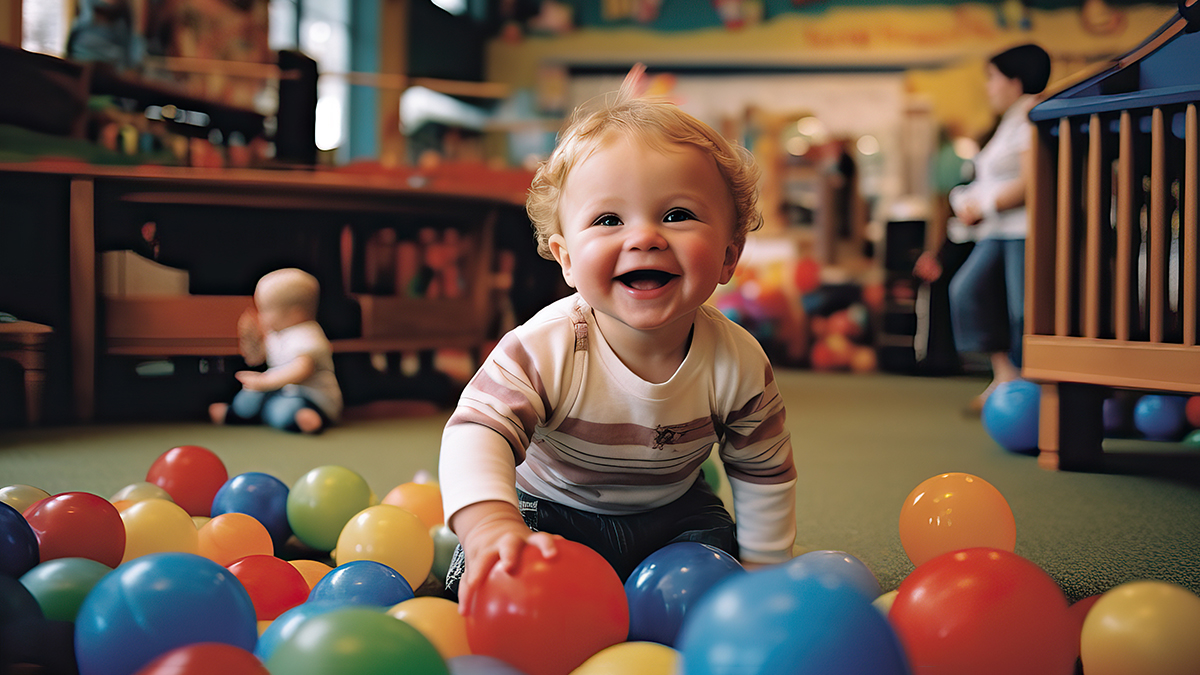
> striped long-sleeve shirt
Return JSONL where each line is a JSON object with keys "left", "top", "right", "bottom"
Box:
{"left": 439, "top": 293, "right": 797, "bottom": 563}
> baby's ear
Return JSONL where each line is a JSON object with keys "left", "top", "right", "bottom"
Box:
{"left": 548, "top": 233, "right": 576, "bottom": 288}
{"left": 719, "top": 239, "right": 743, "bottom": 285}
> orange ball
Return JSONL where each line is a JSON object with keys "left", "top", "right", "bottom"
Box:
{"left": 381, "top": 481, "right": 444, "bottom": 529}
{"left": 898, "top": 473, "right": 1016, "bottom": 567}
{"left": 198, "top": 512, "right": 275, "bottom": 567}
{"left": 288, "top": 559, "right": 334, "bottom": 589}
{"left": 389, "top": 596, "right": 469, "bottom": 660}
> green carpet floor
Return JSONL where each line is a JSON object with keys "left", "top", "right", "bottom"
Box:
{"left": 3, "top": 370, "right": 1199, "bottom": 602}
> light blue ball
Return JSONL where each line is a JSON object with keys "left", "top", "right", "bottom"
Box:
{"left": 982, "top": 380, "right": 1040, "bottom": 453}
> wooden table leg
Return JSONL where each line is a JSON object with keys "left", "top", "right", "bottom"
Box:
{"left": 0, "top": 321, "right": 52, "bottom": 425}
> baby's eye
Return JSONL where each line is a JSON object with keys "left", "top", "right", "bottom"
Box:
{"left": 664, "top": 209, "right": 696, "bottom": 223}
{"left": 593, "top": 214, "right": 622, "bottom": 227}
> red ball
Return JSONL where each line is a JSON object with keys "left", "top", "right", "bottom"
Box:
{"left": 226, "top": 554, "right": 310, "bottom": 621}
{"left": 465, "top": 540, "right": 629, "bottom": 675}
{"left": 889, "top": 548, "right": 1076, "bottom": 675}
{"left": 1185, "top": 395, "right": 1200, "bottom": 428}
{"left": 146, "top": 446, "right": 229, "bottom": 517}
{"left": 133, "top": 642, "right": 269, "bottom": 675}
{"left": 23, "top": 492, "right": 125, "bottom": 567}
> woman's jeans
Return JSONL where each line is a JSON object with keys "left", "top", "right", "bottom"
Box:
{"left": 948, "top": 238, "right": 1025, "bottom": 368}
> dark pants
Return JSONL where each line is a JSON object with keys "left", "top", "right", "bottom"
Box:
{"left": 948, "top": 238, "right": 1025, "bottom": 367}
{"left": 444, "top": 472, "right": 737, "bottom": 597}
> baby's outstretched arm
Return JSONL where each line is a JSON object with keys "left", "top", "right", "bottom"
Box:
{"left": 236, "top": 354, "right": 316, "bottom": 391}
{"left": 451, "top": 500, "right": 560, "bottom": 613}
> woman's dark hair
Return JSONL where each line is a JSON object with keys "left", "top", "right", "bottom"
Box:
{"left": 990, "top": 43, "right": 1051, "bottom": 94}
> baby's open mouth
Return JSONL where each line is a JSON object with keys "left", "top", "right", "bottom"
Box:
{"left": 617, "top": 269, "right": 678, "bottom": 290}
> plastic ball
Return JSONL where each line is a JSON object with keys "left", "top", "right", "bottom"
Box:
{"left": 982, "top": 379, "right": 1040, "bottom": 453}
{"left": 289, "top": 558, "right": 334, "bottom": 589}
{"left": 1186, "top": 395, "right": 1200, "bottom": 428}
{"left": 1067, "top": 594, "right": 1102, "bottom": 663}
{"left": 888, "top": 548, "right": 1075, "bottom": 675}
{"left": 132, "top": 642, "right": 270, "bottom": 675}
{"left": 465, "top": 539, "right": 629, "bottom": 675}
{"left": 381, "top": 481, "right": 444, "bottom": 529}
{"left": 309, "top": 559, "right": 415, "bottom": 608}
{"left": 389, "top": 596, "right": 470, "bottom": 660}
{"left": 624, "top": 542, "right": 744, "bottom": 647}
{"left": 226, "top": 554, "right": 310, "bottom": 620}
{"left": 1184, "top": 429, "right": 1200, "bottom": 447}
{"left": 676, "top": 561, "right": 909, "bottom": 675}
{"left": 430, "top": 525, "right": 460, "bottom": 583}
{"left": 779, "top": 549, "right": 881, "bottom": 601}
{"left": 335, "top": 504, "right": 434, "bottom": 589}
{"left": 446, "top": 655, "right": 530, "bottom": 675}
{"left": 570, "top": 641, "right": 678, "bottom": 675}
{"left": 75, "top": 552, "right": 258, "bottom": 675}
{"left": 120, "top": 498, "right": 200, "bottom": 563}
{"left": 898, "top": 472, "right": 1016, "bottom": 567}
{"left": 18, "top": 557, "right": 111, "bottom": 622}
{"left": 197, "top": 512, "right": 275, "bottom": 567}
{"left": 287, "top": 465, "right": 372, "bottom": 551}
{"left": 264, "top": 607, "right": 450, "bottom": 675}
{"left": 1080, "top": 580, "right": 1200, "bottom": 675}
{"left": 23, "top": 491, "right": 125, "bottom": 567}
{"left": 0, "top": 501, "right": 39, "bottom": 577}
{"left": 211, "top": 472, "right": 292, "bottom": 550}
{"left": 110, "top": 482, "right": 173, "bottom": 505}
{"left": 145, "top": 445, "right": 229, "bottom": 517}
{"left": 1133, "top": 394, "right": 1189, "bottom": 441}
{"left": 0, "top": 484, "right": 50, "bottom": 514}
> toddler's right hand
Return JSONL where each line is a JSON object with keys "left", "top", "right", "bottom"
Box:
{"left": 456, "top": 508, "right": 561, "bottom": 614}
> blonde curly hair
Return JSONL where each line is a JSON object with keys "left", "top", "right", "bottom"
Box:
{"left": 526, "top": 78, "right": 762, "bottom": 260}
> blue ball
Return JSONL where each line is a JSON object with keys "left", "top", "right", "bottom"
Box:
{"left": 74, "top": 552, "right": 257, "bottom": 675}
{"left": 308, "top": 559, "right": 414, "bottom": 608}
{"left": 676, "top": 566, "right": 911, "bottom": 675}
{"left": 776, "top": 550, "right": 881, "bottom": 601}
{"left": 0, "top": 501, "right": 39, "bottom": 578}
{"left": 210, "top": 472, "right": 292, "bottom": 550}
{"left": 982, "top": 380, "right": 1040, "bottom": 453}
{"left": 1133, "top": 394, "right": 1188, "bottom": 441}
{"left": 625, "top": 542, "right": 745, "bottom": 646}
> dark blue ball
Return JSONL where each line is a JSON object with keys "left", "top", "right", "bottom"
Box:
{"left": 308, "top": 559, "right": 414, "bottom": 608}
{"left": 625, "top": 542, "right": 745, "bottom": 647}
{"left": 0, "top": 502, "right": 39, "bottom": 578}
{"left": 210, "top": 472, "right": 292, "bottom": 550}
{"left": 982, "top": 380, "right": 1040, "bottom": 453}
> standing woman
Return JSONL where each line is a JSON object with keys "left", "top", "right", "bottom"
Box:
{"left": 946, "top": 43, "right": 1051, "bottom": 413}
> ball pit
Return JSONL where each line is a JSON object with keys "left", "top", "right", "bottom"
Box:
{"left": 7, "top": 446, "right": 1200, "bottom": 675}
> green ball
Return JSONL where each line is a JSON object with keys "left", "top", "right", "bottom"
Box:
{"left": 265, "top": 607, "right": 449, "bottom": 675}
{"left": 287, "top": 466, "right": 372, "bottom": 551}
{"left": 19, "top": 557, "right": 112, "bottom": 622}
{"left": 1183, "top": 429, "right": 1200, "bottom": 447}
{"left": 701, "top": 456, "right": 723, "bottom": 492}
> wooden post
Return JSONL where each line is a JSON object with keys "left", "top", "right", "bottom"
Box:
{"left": 378, "top": 0, "right": 408, "bottom": 168}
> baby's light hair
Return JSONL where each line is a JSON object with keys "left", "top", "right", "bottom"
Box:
{"left": 256, "top": 268, "right": 320, "bottom": 319}
{"left": 526, "top": 76, "right": 762, "bottom": 260}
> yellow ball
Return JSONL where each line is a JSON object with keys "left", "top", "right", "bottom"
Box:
{"left": 569, "top": 642, "right": 679, "bottom": 675}
{"left": 1081, "top": 580, "right": 1200, "bottom": 675}
{"left": 335, "top": 504, "right": 434, "bottom": 589}
{"left": 388, "top": 596, "right": 468, "bottom": 660}
{"left": 119, "top": 498, "right": 199, "bottom": 563}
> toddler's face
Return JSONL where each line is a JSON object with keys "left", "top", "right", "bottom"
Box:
{"left": 549, "top": 135, "right": 740, "bottom": 337}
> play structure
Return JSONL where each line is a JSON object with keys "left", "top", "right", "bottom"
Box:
{"left": 1024, "top": 0, "right": 1200, "bottom": 470}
